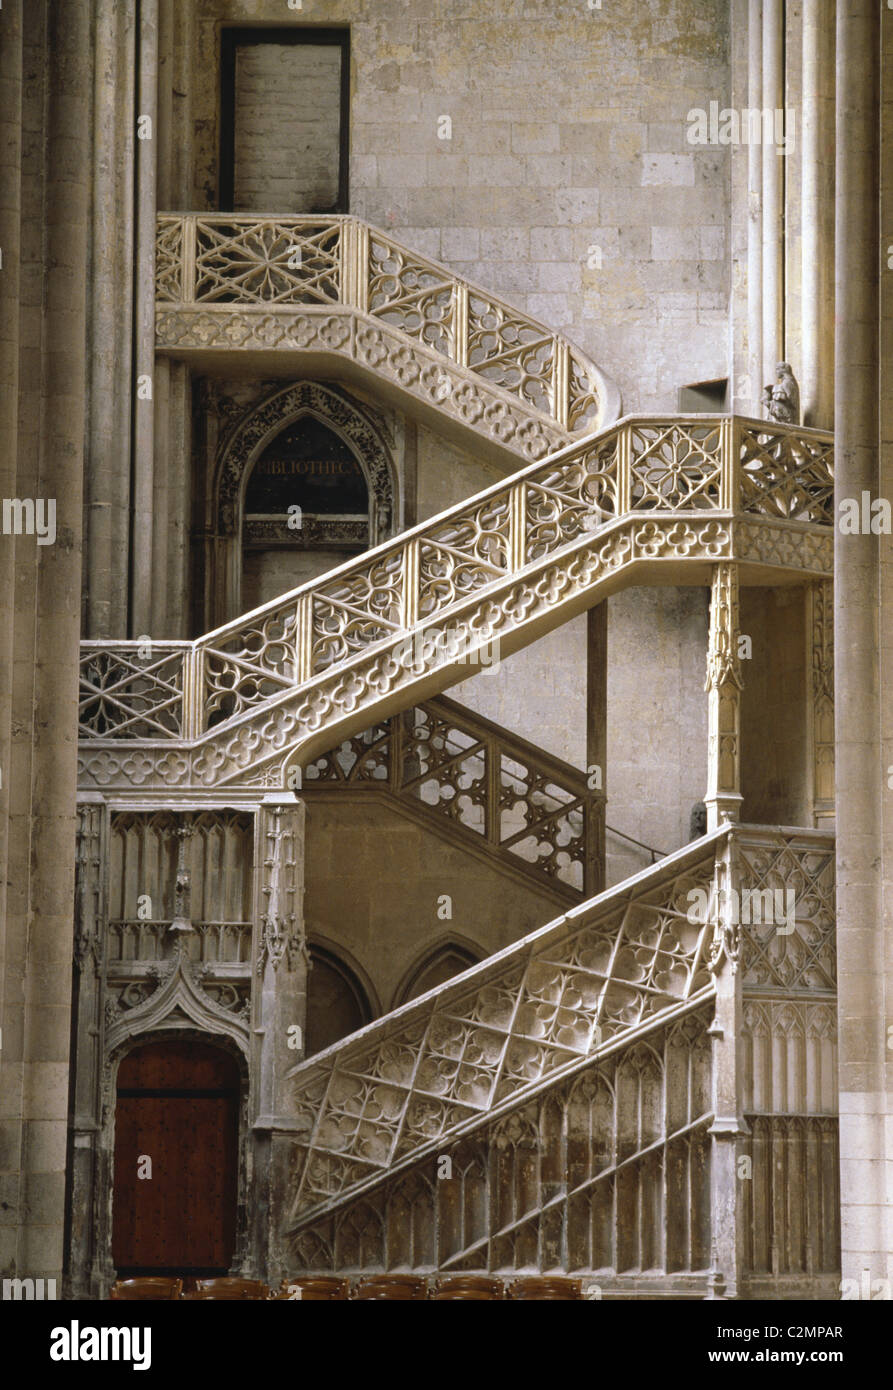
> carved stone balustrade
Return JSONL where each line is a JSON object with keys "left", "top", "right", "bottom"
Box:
{"left": 77, "top": 415, "right": 833, "bottom": 799}
{"left": 154, "top": 214, "right": 621, "bottom": 460}
{"left": 300, "top": 694, "right": 602, "bottom": 900}
{"left": 272, "top": 825, "right": 837, "bottom": 1299}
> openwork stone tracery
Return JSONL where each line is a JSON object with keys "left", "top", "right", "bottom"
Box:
{"left": 156, "top": 214, "right": 617, "bottom": 449}
{"left": 76, "top": 415, "right": 834, "bottom": 796}
{"left": 277, "top": 827, "right": 837, "bottom": 1297}
{"left": 72, "top": 377, "right": 838, "bottom": 1293}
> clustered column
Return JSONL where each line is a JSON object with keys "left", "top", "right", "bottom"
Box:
{"left": 249, "top": 799, "right": 309, "bottom": 1283}
{"left": 834, "top": 0, "right": 888, "bottom": 1294}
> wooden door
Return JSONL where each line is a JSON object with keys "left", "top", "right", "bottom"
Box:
{"left": 112, "top": 1040, "right": 240, "bottom": 1276}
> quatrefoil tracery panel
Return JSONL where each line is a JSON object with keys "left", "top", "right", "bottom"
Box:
{"left": 204, "top": 604, "right": 298, "bottom": 724}
{"left": 467, "top": 292, "right": 555, "bottom": 416}
{"left": 524, "top": 437, "right": 621, "bottom": 563}
{"left": 567, "top": 349, "right": 602, "bottom": 434}
{"left": 628, "top": 423, "right": 725, "bottom": 510}
{"left": 368, "top": 236, "right": 456, "bottom": 357}
{"left": 310, "top": 553, "right": 405, "bottom": 674}
{"left": 286, "top": 846, "right": 717, "bottom": 1222}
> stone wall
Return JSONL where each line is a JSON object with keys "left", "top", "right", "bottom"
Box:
{"left": 605, "top": 586, "right": 709, "bottom": 885}
{"left": 739, "top": 587, "right": 810, "bottom": 827}
{"left": 232, "top": 40, "right": 343, "bottom": 211}
{"left": 303, "top": 797, "right": 562, "bottom": 1013}
{"left": 191, "top": 0, "right": 731, "bottom": 412}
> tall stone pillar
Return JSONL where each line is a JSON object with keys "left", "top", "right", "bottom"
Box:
{"left": 880, "top": 0, "right": 893, "bottom": 1301}
{"left": 1, "top": 0, "right": 92, "bottom": 1286}
{"left": 746, "top": 0, "right": 764, "bottom": 413}
{"left": 586, "top": 603, "right": 607, "bottom": 895}
{"left": 834, "top": 0, "right": 887, "bottom": 1294}
{"left": 0, "top": 0, "right": 24, "bottom": 1284}
{"left": 85, "top": 0, "right": 137, "bottom": 638}
{"left": 131, "top": 0, "right": 158, "bottom": 637}
{"left": 68, "top": 801, "right": 109, "bottom": 1299}
{"left": 801, "top": 0, "right": 836, "bottom": 429}
{"left": 762, "top": 0, "right": 785, "bottom": 381}
{"left": 249, "top": 800, "right": 309, "bottom": 1282}
{"left": 705, "top": 564, "right": 744, "bottom": 832}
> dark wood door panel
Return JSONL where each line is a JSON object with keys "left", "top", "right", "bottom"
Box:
{"left": 112, "top": 1042, "right": 240, "bottom": 1273}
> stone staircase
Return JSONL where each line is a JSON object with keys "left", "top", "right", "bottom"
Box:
{"left": 154, "top": 213, "right": 620, "bottom": 465}
{"left": 77, "top": 411, "right": 833, "bottom": 799}
{"left": 273, "top": 823, "right": 837, "bottom": 1297}
{"left": 74, "top": 223, "right": 840, "bottom": 1295}
{"left": 301, "top": 693, "right": 602, "bottom": 902}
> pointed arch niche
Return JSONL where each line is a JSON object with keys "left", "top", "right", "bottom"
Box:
{"left": 392, "top": 937, "right": 483, "bottom": 1010}
{"left": 210, "top": 382, "right": 399, "bottom": 624}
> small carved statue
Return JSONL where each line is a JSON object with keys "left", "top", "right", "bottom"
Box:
{"left": 689, "top": 801, "right": 707, "bottom": 839}
{"left": 762, "top": 362, "right": 800, "bottom": 424}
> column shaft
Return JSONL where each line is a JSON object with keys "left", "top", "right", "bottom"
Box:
{"left": 801, "top": 0, "right": 835, "bottom": 429}
{"left": 586, "top": 603, "right": 607, "bottom": 895}
{"left": 834, "top": 0, "right": 885, "bottom": 1289}
{"left": 18, "top": 0, "right": 93, "bottom": 1281}
{"left": 747, "top": 0, "right": 764, "bottom": 412}
{"left": 762, "top": 0, "right": 785, "bottom": 380}
{"left": 131, "top": 0, "right": 158, "bottom": 636}
{"left": 86, "top": 0, "right": 136, "bottom": 637}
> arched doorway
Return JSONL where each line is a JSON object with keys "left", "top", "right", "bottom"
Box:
{"left": 111, "top": 1039, "right": 241, "bottom": 1277}
{"left": 241, "top": 414, "right": 371, "bottom": 610}
{"left": 209, "top": 381, "right": 399, "bottom": 627}
{"left": 305, "top": 947, "right": 373, "bottom": 1055}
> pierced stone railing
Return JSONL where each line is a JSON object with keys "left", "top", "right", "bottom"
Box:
{"left": 278, "top": 825, "right": 837, "bottom": 1294}
{"left": 77, "top": 415, "right": 834, "bottom": 793}
{"left": 302, "top": 694, "right": 602, "bottom": 900}
{"left": 286, "top": 1002, "right": 717, "bottom": 1285}
{"left": 284, "top": 828, "right": 721, "bottom": 1239}
{"left": 154, "top": 214, "right": 620, "bottom": 454}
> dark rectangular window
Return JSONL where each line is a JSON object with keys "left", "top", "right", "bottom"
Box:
{"left": 220, "top": 28, "right": 350, "bottom": 213}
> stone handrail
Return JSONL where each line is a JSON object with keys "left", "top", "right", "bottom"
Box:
{"left": 77, "top": 415, "right": 833, "bottom": 792}
{"left": 282, "top": 825, "right": 725, "bottom": 1235}
{"left": 155, "top": 214, "right": 620, "bottom": 445}
{"left": 277, "top": 823, "right": 835, "bottom": 1284}
{"left": 302, "top": 693, "right": 602, "bottom": 900}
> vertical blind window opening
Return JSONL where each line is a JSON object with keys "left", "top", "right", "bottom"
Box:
{"left": 221, "top": 29, "right": 349, "bottom": 214}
